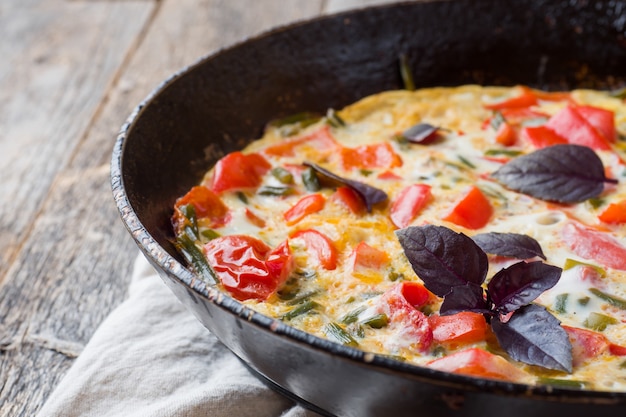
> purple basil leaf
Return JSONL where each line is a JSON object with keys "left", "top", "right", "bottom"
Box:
{"left": 303, "top": 162, "right": 388, "bottom": 212}
{"left": 488, "top": 261, "right": 562, "bottom": 314}
{"left": 491, "top": 304, "right": 572, "bottom": 373}
{"left": 402, "top": 122, "right": 439, "bottom": 143}
{"left": 472, "top": 232, "right": 546, "bottom": 260}
{"left": 491, "top": 144, "right": 617, "bottom": 203}
{"left": 440, "top": 282, "right": 490, "bottom": 316}
{"left": 395, "top": 225, "right": 489, "bottom": 297}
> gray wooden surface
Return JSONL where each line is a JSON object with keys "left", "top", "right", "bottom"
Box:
{"left": 0, "top": 0, "right": 412, "bottom": 415}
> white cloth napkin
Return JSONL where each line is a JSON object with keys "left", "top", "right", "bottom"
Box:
{"left": 37, "top": 255, "right": 322, "bottom": 417}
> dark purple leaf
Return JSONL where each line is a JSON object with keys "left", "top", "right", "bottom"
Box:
{"left": 402, "top": 122, "right": 440, "bottom": 143}
{"left": 491, "top": 144, "right": 617, "bottom": 203}
{"left": 395, "top": 225, "right": 489, "bottom": 297}
{"left": 488, "top": 261, "right": 562, "bottom": 314}
{"left": 472, "top": 232, "right": 546, "bottom": 260}
{"left": 303, "top": 162, "right": 387, "bottom": 212}
{"left": 440, "top": 283, "right": 489, "bottom": 316}
{"left": 491, "top": 304, "right": 572, "bottom": 373}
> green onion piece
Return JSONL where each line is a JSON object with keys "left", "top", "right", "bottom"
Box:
{"left": 176, "top": 233, "right": 217, "bottom": 284}
{"left": 326, "top": 108, "right": 346, "bottom": 128}
{"left": 324, "top": 322, "right": 358, "bottom": 347}
{"left": 271, "top": 167, "right": 294, "bottom": 184}
{"left": 236, "top": 191, "right": 248, "bottom": 204}
{"left": 564, "top": 258, "right": 606, "bottom": 278}
{"left": 359, "top": 169, "right": 373, "bottom": 177}
{"left": 302, "top": 167, "right": 321, "bottom": 191}
{"left": 281, "top": 300, "right": 320, "bottom": 321}
{"left": 457, "top": 155, "right": 476, "bottom": 169}
{"left": 200, "top": 229, "right": 220, "bottom": 241}
{"left": 554, "top": 293, "right": 568, "bottom": 314}
{"left": 537, "top": 377, "right": 589, "bottom": 389}
{"left": 351, "top": 325, "right": 365, "bottom": 339}
{"left": 584, "top": 312, "right": 618, "bottom": 331}
{"left": 269, "top": 112, "right": 321, "bottom": 128}
{"left": 178, "top": 204, "right": 199, "bottom": 234}
{"left": 587, "top": 198, "right": 605, "bottom": 209}
{"left": 589, "top": 288, "right": 626, "bottom": 310}
{"left": 257, "top": 185, "right": 295, "bottom": 197}
{"left": 578, "top": 296, "right": 591, "bottom": 306}
{"left": 432, "top": 346, "right": 446, "bottom": 358}
{"left": 620, "top": 360, "right": 626, "bottom": 369}
{"left": 484, "top": 149, "right": 524, "bottom": 157}
{"left": 490, "top": 111, "right": 506, "bottom": 130}
{"left": 341, "top": 306, "right": 366, "bottom": 325}
{"left": 286, "top": 290, "right": 320, "bottom": 306}
{"left": 360, "top": 313, "right": 388, "bottom": 329}
{"left": 388, "top": 270, "right": 404, "bottom": 282}
{"left": 399, "top": 53, "right": 415, "bottom": 91}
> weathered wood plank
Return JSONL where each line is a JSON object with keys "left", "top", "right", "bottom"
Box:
{"left": 0, "top": 1, "right": 325, "bottom": 416}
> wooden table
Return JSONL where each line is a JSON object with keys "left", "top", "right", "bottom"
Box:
{"left": 0, "top": 0, "right": 419, "bottom": 415}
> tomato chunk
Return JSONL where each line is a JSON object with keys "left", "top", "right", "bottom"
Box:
{"left": 429, "top": 312, "right": 488, "bottom": 346}
{"left": 210, "top": 152, "right": 271, "bottom": 193}
{"left": 562, "top": 221, "right": 626, "bottom": 271}
{"left": 494, "top": 121, "right": 516, "bottom": 146}
{"left": 340, "top": 142, "right": 403, "bottom": 170}
{"left": 545, "top": 106, "right": 612, "bottom": 151}
{"left": 442, "top": 186, "right": 493, "bottom": 230}
{"left": 203, "top": 236, "right": 293, "bottom": 301}
{"left": 575, "top": 105, "right": 616, "bottom": 143}
{"left": 173, "top": 186, "right": 230, "bottom": 229}
{"left": 349, "top": 242, "right": 390, "bottom": 272}
{"left": 290, "top": 229, "right": 338, "bottom": 270}
{"left": 427, "top": 348, "right": 529, "bottom": 382}
{"left": 598, "top": 200, "right": 626, "bottom": 224}
{"left": 263, "top": 125, "right": 339, "bottom": 157}
{"left": 377, "top": 282, "right": 433, "bottom": 352}
{"left": 389, "top": 184, "right": 432, "bottom": 228}
{"left": 331, "top": 186, "right": 366, "bottom": 215}
{"left": 283, "top": 194, "right": 326, "bottom": 225}
{"left": 562, "top": 325, "right": 610, "bottom": 366}
{"left": 521, "top": 125, "right": 568, "bottom": 148}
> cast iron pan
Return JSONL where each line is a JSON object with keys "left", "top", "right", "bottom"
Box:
{"left": 111, "top": 1, "right": 626, "bottom": 415}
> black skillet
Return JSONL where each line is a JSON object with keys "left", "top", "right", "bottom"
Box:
{"left": 111, "top": 1, "right": 626, "bottom": 415}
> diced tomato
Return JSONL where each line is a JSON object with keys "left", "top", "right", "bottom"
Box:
{"left": 562, "top": 325, "right": 610, "bottom": 366}
{"left": 389, "top": 184, "right": 432, "bottom": 228}
{"left": 521, "top": 125, "right": 568, "bottom": 148}
{"left": 340, "top": 142, "right": 403, "bottom": 170}
{"left": 545, "top": 106, "right": 612, "bottom": 151}
{"left": 442, "top": 186, "right": 493, "bottom": 230}
{"left": 330, "top": 186, "right": 366, "bottom": 215}
{"left": 429, "top": 312, "right": 488, "bottom": 346}
{"left": 484, "top": 87, "right": 538, "bottom": 110}
{"left": 427, "top": 348, "right": 529, "bottom": 382}
{"left": 210, "top": 152, "right": 271, "bottom": 193}
{"left": 494, "top": 121, "right": 517, "bottom": 146}
{"left": 203, "top": 235, "right": 293, "bottom": 301}
{"left": 244, "top": 208, "right": 266, "bottom": 228}
{"left": 575, "top": 105, "right": 616, "bottom": 143}
{"left": 598, "top": 200, "right": 626, "bottom": 224}
{"left": 290, "top": 229, "right": 338, "bottom": 270}
{"left": 173, "top": 186, "right": 230, "bottom": 229}
{"left": 377, "top": 282, "right": 433, "bottom": 352}
{"left": 609, "top": 343, "right": 626, "bottom": 356}
{"left": 377, "top": 170, "right": 403, "bottom": 180}
{"left": 561, "top": 221, "right": 626, "bottom": 271}
{"left": 283, "top": 194, "right": 326, "bottom": 225}
{"left": 349, "top": 242, "right": 390, "bottom": 272}
{"left": 263, "top": 125, "right": 339, "bottom": 157}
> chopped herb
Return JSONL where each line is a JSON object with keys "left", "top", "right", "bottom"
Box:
{"left": 584, "top": 312, "right": 618, "bottom": 331}
{"left": 302, "top": 167, "right": 321, "bottom": 191}
{"left": 236, "top": 191, "right": 249, "bottom": 204}
{"left": 485, "top": 149, "right": 524, "bottom": 157}
{"left": 359, "top": 169, "right": 373, "bottom": 177}
{"left": 578, "top": 296, "right": 591, "bottom": 306}
{"left": 587, "top": 197, "right": 605, "bottom": 209}
{"left": 271, "top": 167, "right": 294, "bottom": 184}
{"left": 457, "top": 155, "right": 476, "bottom": 169}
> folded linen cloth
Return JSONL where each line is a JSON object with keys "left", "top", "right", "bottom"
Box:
{"left": 37, "top": 255, "right": 321, "bottom": 417}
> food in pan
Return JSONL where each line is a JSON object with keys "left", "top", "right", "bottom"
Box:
{"left": 172, "top": 85, "right": 626, "bottom": 390}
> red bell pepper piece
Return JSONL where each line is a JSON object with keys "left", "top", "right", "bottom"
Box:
{"left": 210, "top": 152, "right": 271, "bottom": 193}
{"left": 484, "top": 87, "right": 538, "bottom": 110}
{"left": 203, "top": 236, "right": 293, "bottom": 301}
{"left": 340, "top": 142, "right": 403, "bottom": 170}
{"left": 561, "top": 221, "right": 626, "bottom": 271}
{"left": 290, "top": 229, "right": 338, "bottom": 270}
{"left": 442, "top": 186, "right": 493, "bottom": 230}
{"left": 426, "top": 348, "right": 529, "bottom": 382}
{"left": 545, "top": 106, "right": 612, "bottom": 151}
{"left": 330, "top": 186, "right": 366, "bottom": 215}
{"left": 494, "top": 121, "right": 517, "bottom": 146}
{"left": 521, "top": 125, "right": 568, "bottom": 148}
{"left": 575, "top": 105, "right": 616, "bottom": 143}
{"left": 598, "top": 199, "right": 626, "bottom": 224}
{"left": 283, "top": 193, "right": 326, "bottom": 225}
{"left": 173, "top": 185, "right": 230, "bottom": 229}
{"left": 263, "top": 125, "right": 340, "bottom": 157}
{"left": 349, "top": 242, "right": 390, "bottom": 273}
{"left": 389, "top": 184, "right": 432, "bottom": 228}
{"left": 429, "top": 312, "right": 488, "bottom": 346}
